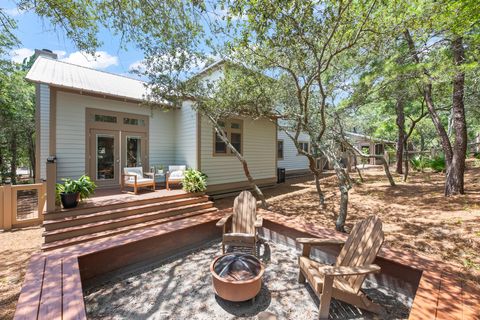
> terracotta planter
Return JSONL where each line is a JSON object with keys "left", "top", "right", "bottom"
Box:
{"left": 210, "top": 253, "right": 264, "bottom": 302}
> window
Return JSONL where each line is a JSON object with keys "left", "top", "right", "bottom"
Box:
{"left": 94, "top": 114, "right": 117, "bottom": 123}
{"left": 277, "top": 140, "right": 284, "bottom": 159}
{"left": 124, "top": 117, "right": 145, "bottom": 126}
{"left": 215, "top": 133, "right": 227, "bottom": 154}
{"left": 374, "top": 144, "right": 384, "bottom": 155}
{"left": 298, "top": 141, "right": 309, "bottom": 154}
{"left": 213, "top": 119, "right": 243, "bottom": 156}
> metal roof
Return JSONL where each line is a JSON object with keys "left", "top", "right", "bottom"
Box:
{"left": 25, "top": 56, "right": 150, "bottom": 102}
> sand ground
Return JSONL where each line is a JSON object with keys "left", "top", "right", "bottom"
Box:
{"left": 1, "top": 160, "right": 479, "bottom": 319}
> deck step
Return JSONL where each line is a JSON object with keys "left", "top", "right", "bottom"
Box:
{"left": 42, "top": 207, "right": 219, "bottom": 251}
{"left": 45, "top": 192, "right": 203, "bottom": 219}
{"left": 43, "top": 196, "right": 210, "bottom": 231}
{"left": 43, "top": 201, "right": 215, "bottom": 243}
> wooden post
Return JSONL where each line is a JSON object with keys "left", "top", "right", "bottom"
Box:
{"left": 46, "top": 160, "right": 57, "bottom": 213}
{"left": 3, "top": 184, "right": 12, "bottom": 230}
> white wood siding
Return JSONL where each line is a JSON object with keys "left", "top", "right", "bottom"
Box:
{"left": 174, "top": 101, "right": 197, "bottom": 168}
{"left": 200, "top": 116, "right": 276, "bottom": 185}
{"left": 55, "top": 91, "right": 176, "bottom": 180}
{"left": 277, "top": 130, "right": 310, "bottom": 172}
{"left": 39, "top": 84, "right": 50, "bottom": 180}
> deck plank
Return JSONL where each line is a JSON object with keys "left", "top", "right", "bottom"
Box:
{"left": 62, "top": 257, "right": 87, "bottom": 320}
{"left": 435, "top": 272, "right": 464, "bottom": 320}
{"left": 462, "top": 281, "right": 480, "bottom": 320}
{"left": 13, "top": 254, "right": 46, "bottom": 320}
{"left": 38, "top": 257, "right": 62, "bottom": 320}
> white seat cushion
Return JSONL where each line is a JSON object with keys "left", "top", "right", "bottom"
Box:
{"left": 169, "top": 170, "right": 184, "bottom": 180}
{"left": 124, "top": 167, "right": 144, "bottom": 182}
{"left": 168, "top": 165, "right": 186, "bottom": 172}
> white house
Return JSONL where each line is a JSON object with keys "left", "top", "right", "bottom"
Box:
{"left": 276, "top": 130, "right": 311, "bottom": 176}
{"left": 26, "top": 54, "right": 277, "bottom": 195}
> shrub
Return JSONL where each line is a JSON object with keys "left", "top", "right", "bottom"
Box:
{"left": 429, "top": 155, "right": 446, "bottom": 173}
{"left": 182, "top": 169, "right": 208, "bottom": 193}
{"left": 410, "top": 156, "right": 429, "bottom": 172}
{"left": 56, "top": 174, "right": 97, "bottom": 203}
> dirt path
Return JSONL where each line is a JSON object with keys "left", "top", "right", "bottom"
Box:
{"left": 0, "top": 227, "right": 42, "bottom": 319}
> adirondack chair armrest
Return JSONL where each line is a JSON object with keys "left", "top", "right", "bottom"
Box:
{"left": 216, "top": 213, "right": 232, "bottom": 228}
{"left": 296, "top": 238, "right": 345, "bottom": 246}
{"left": 254, "top": 217, "right": 263, "bottom": 228}
{"left": 319, "top": 264, "right": 381, "bottom": 277}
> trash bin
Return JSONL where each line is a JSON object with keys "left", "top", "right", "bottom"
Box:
{"left": 277, "top": 168, "right": 286, "bottom": 183}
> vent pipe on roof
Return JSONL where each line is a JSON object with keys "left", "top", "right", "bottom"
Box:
{"left": 34, "top": 49, "right": 58, "bottom": 60}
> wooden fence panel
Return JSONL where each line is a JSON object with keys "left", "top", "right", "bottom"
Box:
{"left": 1, "top": 183, "right": 45, "bottom": 230}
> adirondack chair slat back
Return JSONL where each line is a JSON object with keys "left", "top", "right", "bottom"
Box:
{"left": 232, "top": 191, "right": 257, "bottom": 234}
{"left": 335, "top": 215, "right": 384, "bottom": 293}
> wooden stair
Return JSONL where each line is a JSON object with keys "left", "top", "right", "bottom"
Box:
{"left": 42, "top": 193, "right": 217, "bottom": 251}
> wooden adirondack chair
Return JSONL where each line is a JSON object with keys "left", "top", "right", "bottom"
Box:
{"left": 216, "top": 191, "right": 263, "bottom": 256}
{"left": 297, "top": 215, "right": 384, "bottom": 319}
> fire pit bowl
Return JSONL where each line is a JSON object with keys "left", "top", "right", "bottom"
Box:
{"left": 210, "top": 253, "right": 265, "bottom": 302}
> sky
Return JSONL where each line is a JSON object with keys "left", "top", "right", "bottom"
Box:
{"left": 3, "top": 1, "right": 145, "bottom": 78}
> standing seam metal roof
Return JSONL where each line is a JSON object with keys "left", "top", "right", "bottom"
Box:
{"left": 25, "top": 56, "right": 150, "bottom": 102}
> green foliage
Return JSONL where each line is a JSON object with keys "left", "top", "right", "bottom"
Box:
{"left": 410, "top": 156, "right": 430, "bottom": 172}
{"left": 410, "top": 155, "right": 446, "bottom": 173}
{"left": 56, "top": 175, "right": 97, "bottom": 201}
{"left": 182, "top": 169, "right": 207, "bottom": 193}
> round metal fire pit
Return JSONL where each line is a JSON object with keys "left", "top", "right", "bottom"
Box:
{"left": 210, "top": 253, "right": 264, "bottom": 302}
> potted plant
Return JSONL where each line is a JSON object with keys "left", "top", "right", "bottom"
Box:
{"left": 182, "top": 169, "right": 208, "bottom": 193}
{"left": 56, "top": 175, "right": 96, "bottom": 209}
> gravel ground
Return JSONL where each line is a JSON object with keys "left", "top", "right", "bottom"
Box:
{"left": 84, "top": 240, "right": 411, "bottom": 320}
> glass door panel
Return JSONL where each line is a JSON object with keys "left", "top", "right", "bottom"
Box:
{"left": 126, "top": 136, "right": 142, "bottom": 167}
{"left": 121, "top": 132, "right": 147, "bottom": 173}
{"left": 89, "top": 129, "right": 119, "bottom": 187}
{"left": 96, "top": 135, "right": 115, "bottom": 180}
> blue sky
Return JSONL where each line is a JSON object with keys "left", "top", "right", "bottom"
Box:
{"left": 3, "top": 1, "right": 144, "bottom": 77}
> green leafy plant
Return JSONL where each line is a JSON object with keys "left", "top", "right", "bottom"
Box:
{"left": 429, "top": 155, "right": 446, "bottom": 173}
{"left": 182, "top": 169, "right": 207, "bottom": 193}
{"left": 55, "top": 175, "right": 96, "bottom": 203}
{"left": 410, "top": 156, "right": 429, "bottom": 172}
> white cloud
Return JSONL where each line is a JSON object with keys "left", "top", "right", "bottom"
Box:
{"left": 10, "top": 48, "right": 34, "bottom": 63}
{"left": 60, "top": 51, "right": 119, "bottom": 69}
{"left": 53, "top": 50, "right": 67, "bottom": 59}
{"left": 128, "top": 60, "right": 146, "bottom": 72}
{"left": 4, "top": 7, "right": 24, "bottom": 16}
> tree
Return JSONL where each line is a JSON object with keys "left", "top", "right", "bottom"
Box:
{"left": 401, "top": 0, "right": 479, "bottom": 195}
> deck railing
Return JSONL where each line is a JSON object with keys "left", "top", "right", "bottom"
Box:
{"left": 0, "top": 182, "right": 46, "bottom": 230}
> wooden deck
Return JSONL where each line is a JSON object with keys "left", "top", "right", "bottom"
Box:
{"left": 57, "top": 187, "right": 187, "bottom": 212}
{"left": 15, "top": 209, "right": 480, "bottom": 320}
{"left": 259, "top": 210, "right": 480, "bottom": 320}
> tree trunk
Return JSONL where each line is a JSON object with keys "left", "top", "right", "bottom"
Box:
{"left": 210, "top": 116, "right": 268, "bottom": 208}
{"left": 403, "top": 140, "right": 409, "bottom": 182}
{"left": 324, "top": 149, "right": 351, "bottom": 232}
{"left": 307, "top": 156, "right": 325, "bottom": 207}
{"left": 0, "top": 149, "right": 5, "bottom": 184}
{"left": 395, "top": 95, "right": 405, "bottom": 174}
{"left": 381, "top": 156, "right": 396, "bottom": 186}
{"left": 445, "top": 37, "right": 467, "bottom": 196}
{"left": 353, "top": 154, "right": 364, "bottom": 183}
{"left": 404, "top": 29, "right": 453, "bottom": 169}
{"left": 28, "top": 131, "right": 35, "bottom": 179}
{"left": 10, "top": 135, "right": 17, "bottom": 184}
